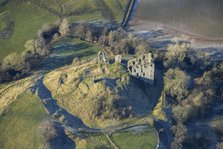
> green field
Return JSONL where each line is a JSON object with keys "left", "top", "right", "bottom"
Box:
{"left": 86, "top": 135, "right": 112, "bottom": 149}
{"left": 0, "top": 92, "right": 47, "bottom": 149}
{"left": 0, "top": 0, "right": 128, "bottom": 61}
{"left": 75, "top": 126, "right": 158, "bottom": 149}
{"left": 111, "top": 126, "right": 158, "bottom": 149}
{"left": 0, "top": 1, "right": 57, "bottom": 61}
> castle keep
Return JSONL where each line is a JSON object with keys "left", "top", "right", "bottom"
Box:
{"left": 127, "top": 53, "right": 155, "bottom": 85}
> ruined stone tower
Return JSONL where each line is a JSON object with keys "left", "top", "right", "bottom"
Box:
{"left": 127, "top": 53, "right": 155, "bottom": 85}
{"left": 98, "top": 51, "right": 109, "bottom": 63}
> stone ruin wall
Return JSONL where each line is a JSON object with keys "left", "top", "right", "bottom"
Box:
{"left": 98, "top": 51, "right": 155, "bottom": 85}
{"left": 127, "top": 53, "right": 155, "bottom": 85}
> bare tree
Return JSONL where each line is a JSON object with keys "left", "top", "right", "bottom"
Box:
{"left": 59, "top": 18, "right": 70, "bottom": 36}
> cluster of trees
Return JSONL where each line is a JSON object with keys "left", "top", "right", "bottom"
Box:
{"left": 0, "top": 19, "right": 68, "bottom": 82}
{"left": 171, "top": 123, "right": 188, "bottom": 149}
{"left": 168, "top": 63, "right": 223, "bottom": 122}
{"left": 39, "top": 121, "right": 57, "bottom": 149}
{"left": 168, "top": 63, "right": 223, "bottom": 149}
{"left": 70, "top": 23, "right": 149, "bottom": 55}
{"left": 164, "top": 68, "right": 190, "bottom": 102}
{"left": 162, "top": 43, "right": 223, "bottom": 149}
{"left": 0, "top": 38, "right": 49, "bottom": 82}
{"left": 212, "top": 119, "right": 223, "bottom": 149}
{"left": 163, "top": 67, "right": 190, "bottom": 149}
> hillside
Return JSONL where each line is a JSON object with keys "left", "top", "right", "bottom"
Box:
{"left": 43, "top": 60, "right": 156, "bottom": 127}
{"left": 2, "top": 1, "right": 222, "bottom": 148}
{"left": 0, "top": 31, "right": 161, "bottom": 149}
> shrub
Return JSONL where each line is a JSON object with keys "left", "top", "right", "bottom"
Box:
{"left": 85, "top": 30, "right": 93, "bottom": 42}
{"left": 171, "top": 123, "right": 187, "bottom": 149}
{"left": 74, "top": 24, "right": 87, "bottom": 39}
{"left": 212, "top": 119, "right": 223, "bottom": 136}
{"left": 172, "top": 105, "right": 193, "bottom": 123}
{"left": 1, "top": 52, "right": 24, "bottom": 71}
{"left": 217, "top": 142, "right": 223, "bottom": 149}
{"left": 135, "top": 40, "right": 149, "bottom": 55}
{"left": 164, "top": 68, "right": 190, "bottom": 101}
{"left": 58, "top": 18, "right": 70, "bottom": 36}
{"left": 164, "top": 43, "right": 189, "bottom": 68}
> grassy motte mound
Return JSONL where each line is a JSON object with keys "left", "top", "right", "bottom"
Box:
{"left": 44, "top": 60, "right": 153, "bottom": 127}
{"left": 0, "top": 92, "right": 48, "bottom": 149}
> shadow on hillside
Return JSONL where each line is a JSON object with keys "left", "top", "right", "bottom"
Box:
{"left": 185, "top": 121, "right": 218, "bottom": 149}
{"left": 154, "top": 119, "right": 172, "bottom": 148}
{"left": 125, "top": 69, "right": 164, "bottom": 117}
{"left": 50, "top": 121, "right": 76, "bottom": 149}
{"left": 96, "top": 69, "right": 164, "bottom": 118}
{"left": 53, "top": 43, "right": 92, "bottom": 52}
{"left": 37, "top": 77, "right": 89, "bottom": 130}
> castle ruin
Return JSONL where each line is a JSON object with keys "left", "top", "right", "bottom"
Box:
{"left": 115, "top": 55, "right": 122, "bottom": 63}
{"left": 97, "top": 51, "right": 155, "bottom": 85}
{"left": 98, "top": 51, "right": 109, "bottom": 63}
{"left": 127, "top": 53, "right": 155, "bottom": 85}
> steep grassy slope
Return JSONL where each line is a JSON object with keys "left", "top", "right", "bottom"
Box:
{"left": 0, "top": 92, "right": 47, "bottom": 149}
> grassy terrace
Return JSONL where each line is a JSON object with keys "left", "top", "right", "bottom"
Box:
{"left": 0, "top": 92, "right": 47, "bottom": 149}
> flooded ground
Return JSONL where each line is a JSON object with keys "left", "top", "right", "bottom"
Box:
{"left": 132, "top": 0, "right": 223, "bottom": 39}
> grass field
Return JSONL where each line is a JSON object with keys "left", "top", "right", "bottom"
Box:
{"left": 0, "top": 0, "right": 129, "bottom": 61}
{"left": 53, "top": 37, "right": 100, "bottom": 59}
{"left": 0, "top": 1, "right": 57, "bottom": 61}
{"left": 0, "top": 77, "right": 33, "bottom": 114}
{"left": 74, "top": 125, "right": 158, "bottom": 149}
{"left": 42, "top": 37, "right": 100, "bottom": 71}
{"left": 86, "top": 135, "right": 112, "bottom": 149}
{"left": 0, "top": 92, "right": 48, "bottom": 149}
{"left": 111, "top": 126, "right": 158, "bottom": 149}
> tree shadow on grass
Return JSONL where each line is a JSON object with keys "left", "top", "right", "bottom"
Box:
{"left": 42, "top": 42, "right": 98, "bottom": 71}
{"left": 37, "top": 77, "right": 89, "bottom": 130}
{"left": 53, "top": 43, "right": 92, "bottom": 53}
{"left": 50, "top": 121, "right": 76, "bottom": 149}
